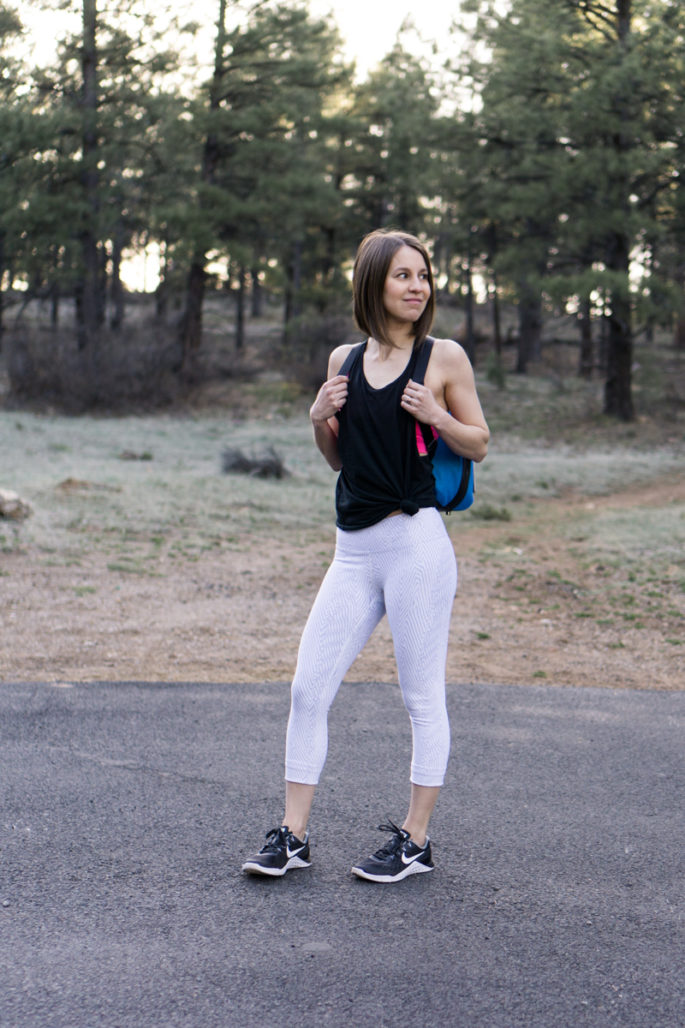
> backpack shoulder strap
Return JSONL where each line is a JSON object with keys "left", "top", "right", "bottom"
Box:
{"left": 338, "top": 340, "right": 366, "bottom": 378}
{"left": 412, "top": 336, "right": 434, "bottom": 385}
{"left": 412, "top": 337, "right": 438, "bottom": 454}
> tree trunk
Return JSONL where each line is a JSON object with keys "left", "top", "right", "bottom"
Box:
{"left": 78, "top": 0, "right": 101, "bottom": 354}
{"left": 322, "top": 227, "right": 336, "bottom": 286}
{"left": 436, "top": 234, "right": 453, "bottom": 295}
{"left": 516, "top": 284, "right": 542, "bottom": 374}
{"left": 604, "top": 315, "right": 634, "bottom": 419}
{"left": 284, "top": 238, "right": 303, "bottom": 336}
{"left": 491, "top": 270, "right": 502, "bottom": 357}
{"left": 179, "top": 259, "right": 205, "bottom": 370}
{"left": 578, "top": 296, "right": 593, "bottom": 378}
{"left": 599, "top": 311, "right": 609, "bottom": 373}
{"left": 109, "top": 228, "right": 125, "bottom": 331}
{"left": 674, "top": 305, "right": 685, "bottom": 351}
{"left": 462, "top": 253, "right": 476, "bottom": 365}
{"left": 674, "top": 320, "right": 685, "bottom": 350}
{"left": 156, "top": 240, "right": 170, "bottom": 319}
{"left": 672, "top": 275, "right": 685, "bottom": 350}
{"left": 50, "top": 281, "right": 60, "bottom": 328}
{"left": 643, "top": 241, "right": 655, "bottom": 347}
{"left": 235, "top": 265, "right": 246, "bottom": 350}
{"left": 251, "top": 267, "right": 263, "bottom": 318}
{"left": 603, "top": 0, "right": 634, "bottom": 421}
{"left": 178, "top": 0, "right": 227, "bottom": 370}
{"left": 617, "top": 0, "right": 630, "bottom": 39}
{"left": 604, "top": 237, "right": 634, "bottom": 420}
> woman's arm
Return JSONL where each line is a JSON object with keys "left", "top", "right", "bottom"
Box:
{"left": 401, "top": 338, "right": 489, "bottom": 463}
{"left": 309, "top": 345, "right": 354, "bottom": 471}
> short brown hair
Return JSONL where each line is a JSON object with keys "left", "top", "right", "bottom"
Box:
{"left": 352, "top": 229, "right": 435, "bottom": 347}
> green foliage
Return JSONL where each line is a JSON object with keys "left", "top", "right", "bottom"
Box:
{"left": 3, "top": 0, "right": 685, "bottom": 416}
{"left": 444, "top": 0, "right": 685, "bottom": 413}
{"left": 344, "top": 45, "right": 443, "bottom": 235}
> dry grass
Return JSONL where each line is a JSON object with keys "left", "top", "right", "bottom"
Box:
{"left": 1, "top": 310, "right": 683, "bottom": 689}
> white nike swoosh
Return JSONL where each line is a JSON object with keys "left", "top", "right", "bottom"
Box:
{"left": 401, "top": 850, "right": 425, "bottom": 866}
{"left": 286, "top": 844, "right": 306, "bottom": 858}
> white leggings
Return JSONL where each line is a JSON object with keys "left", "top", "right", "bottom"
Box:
{"left": 285, "top": 507, "right": 458, "bottom": 788}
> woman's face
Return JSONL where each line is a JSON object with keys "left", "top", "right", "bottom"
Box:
{"left": 382, "top": 245, "right": 431, "bottom": 327}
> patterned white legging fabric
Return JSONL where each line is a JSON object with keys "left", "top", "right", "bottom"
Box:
{"left": 285, "top": 507, "right": 458, "bottom": 787}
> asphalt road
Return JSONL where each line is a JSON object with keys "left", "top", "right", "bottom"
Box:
{"left": 1, "top": 679, "right": 683, "bottom": 1028}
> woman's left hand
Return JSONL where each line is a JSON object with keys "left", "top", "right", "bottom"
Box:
{"left": 401, "top": 379, "right": 442, "bottom": 425}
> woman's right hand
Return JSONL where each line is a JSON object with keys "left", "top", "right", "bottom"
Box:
{"left": 310, "top": 374, "right": 349, "bottom": 424}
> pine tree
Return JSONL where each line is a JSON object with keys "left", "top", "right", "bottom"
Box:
{"left": 345, "top": 43, "right": 443, "bottom": 237}
{"left": 23, "top": 1, "right": 191, "bottom": 342}
{"left": 452, "top": 0, "right": 685, "bottom": 419}
{"left": 0, "top": 3, "right": 28, "bottom": 345}
{"left": 177, "top": 1, "right": 351, "bottom": 366}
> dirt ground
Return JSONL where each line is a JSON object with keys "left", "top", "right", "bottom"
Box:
{"left": 2, "top": 475, "right": 683, "bottom": 691}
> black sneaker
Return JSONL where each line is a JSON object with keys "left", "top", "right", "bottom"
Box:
{"left": 242, "top": 825, "right": 311, "bottom": 877}
{"left": 352, "top": 820, "right": 434, "bottom": 883}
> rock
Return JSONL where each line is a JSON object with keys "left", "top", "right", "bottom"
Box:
{"left": 0, "top": 489, "right": 31, "bottom": 521}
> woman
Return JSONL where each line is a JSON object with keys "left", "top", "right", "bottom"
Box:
{"left": 242, "top": 229, "right": 489, "bottom": 883}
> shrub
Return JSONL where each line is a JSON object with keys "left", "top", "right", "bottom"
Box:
{"left": 281, "top": 310, "right": 355, "bottom": 389}
{"left": 222, "top": 446, "right": 289, "bottom": 479}
{"left": 5, "top": 325, "right": 186, "bottom": 412}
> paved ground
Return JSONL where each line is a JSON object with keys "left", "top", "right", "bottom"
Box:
{"left": 1, "top": 679, "right": 683, "bottom": 1028}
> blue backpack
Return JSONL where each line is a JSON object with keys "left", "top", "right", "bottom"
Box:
{"left": 412, "top": 337, "right": 474, "bottom": 513}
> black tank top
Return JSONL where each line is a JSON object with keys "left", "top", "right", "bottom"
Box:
{"left": 335, "top": 341, "right": 436, "bottom": 530}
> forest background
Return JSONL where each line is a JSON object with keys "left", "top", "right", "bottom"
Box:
{"left": 0, "top": 0, "right": 683, "bottom": 690}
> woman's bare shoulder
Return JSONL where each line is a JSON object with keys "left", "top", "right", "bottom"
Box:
{"left": 430, "top": 336, "right": 471, "bottom": 369}
{"left": 329, "top": 341, "right": 362, "bottom": 376}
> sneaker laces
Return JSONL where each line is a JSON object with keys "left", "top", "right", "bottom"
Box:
{"left": 259, "top": 826, "right": 289, "bottom": 854}
{"left": 372, "top": 820, "right": 409, "bottom": 859}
